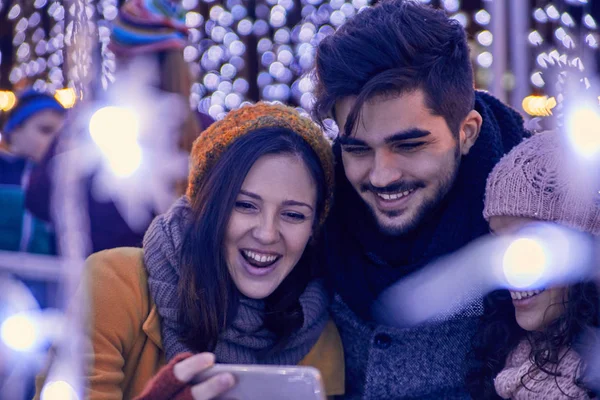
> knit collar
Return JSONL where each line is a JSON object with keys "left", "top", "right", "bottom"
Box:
{"left": 494, "top": 339, "right": 588, "bottom": 399}
{"left": 142, "top": 196, "right": 329, "bottom": 364}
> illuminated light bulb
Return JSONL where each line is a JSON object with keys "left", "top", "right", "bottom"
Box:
{"left": 1, "top": 313, "right": 38, "bottom": 351}
{"left": 555, "top": 27, "right": 566, "bottom": 41}
{"left": 442, "top": 0, "right": 459, "bottom": 13}
{"left": 566, "top": 107, "right": 600, "bottom": 160}
{"left": 476, "top": 52, "right": 493, "bottom": 68}
{"left": 503, "top": 237, "right": 547, "bottom": 289}
{"left": 531, "top": 72, "right": 545, "bottom": 88}
{"left": 583, "top": 14, "right": 597, "bottom": 30}
{"left": 545, "top": 5, "right": 560, "bottom": 20}
{"left": 474, "top": 9, "right": 490, "bottom": 25}
{"left": 533, "top": 8, "right": 547, "bottom": 23}
{"left": 522, "top": 95, "right": 556, "bottom": 117}
{"left": 560, "top": 12, "right": 575, "bottom": 27}
{"left": 0, "top": 90, "right": 17, "bottom": 111}
{"left": 41, "top": 381, "right": 79, "bottom": 400}
{"left": 54, "top": 88, "right": 76, "bottom": 108}
{"left": 89, "top": 106, "right": 142, "bottom": 177}
{"left": 528, "top": 31, "right": 543, "bottom": 46}
{"left": 476, "top": 30, "right": 493, "bottom": 47}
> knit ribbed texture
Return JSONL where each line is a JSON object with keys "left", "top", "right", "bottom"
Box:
{"left": 186, "top": 102, "right": 335, "bottom": 226}
{"left": 494, "top": 339, "right": 590, "bottom": 399}
{"left": 109, "top": 0, "right": 188, "bottom": 56}
{"left": 134, "top": 352, "right": 194, "bottom": 400}
{"left": 143, "top": 196, "right": 330, "bottom": 364}
{"left": 484, "top": 132, "right": 600, "bottom": 235}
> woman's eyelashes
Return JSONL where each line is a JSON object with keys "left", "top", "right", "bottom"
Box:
{"left": 235, "top": 201, "right": 257, "bottom": 212}
{"left": 235, "top": 201, "right": 308, "bottom": 222}
{"left": 282, "top": 211, "right": 307, "bottom": 222}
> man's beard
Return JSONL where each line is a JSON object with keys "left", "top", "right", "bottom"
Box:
{"left": 361, "top": 150, "right": 462, "bottom": 236}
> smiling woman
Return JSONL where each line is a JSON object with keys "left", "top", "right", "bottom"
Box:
{"left": 32, "top": 103, "right": 344, "bottom": 400}
{"left": 468, "top": 132, "right": 600, "bottom": 400}
{"left": 225, "top": 153, "right": 317, "bottom": 300}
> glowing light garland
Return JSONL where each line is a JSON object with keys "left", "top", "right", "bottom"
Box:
{"left": 2, "top": 0, "right": 597, "bottom": 121}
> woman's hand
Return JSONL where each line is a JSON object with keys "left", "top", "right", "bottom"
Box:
{"left": 134, "top": 352, "right": 235, "bottom": 400}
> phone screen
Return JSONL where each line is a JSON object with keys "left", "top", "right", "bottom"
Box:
{"left": 193, "top": 364, "right": 326, "bottom": 400}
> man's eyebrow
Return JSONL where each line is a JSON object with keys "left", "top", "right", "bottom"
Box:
{"left": 384, "top": 129, "right": 431, "bottom": 144}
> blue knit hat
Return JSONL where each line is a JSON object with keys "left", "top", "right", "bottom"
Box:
{"left": 3, "top": 89, "right": 66, "bottom": 135}
{"left": 109, "top": 0, "right": 188, "bottom": 56}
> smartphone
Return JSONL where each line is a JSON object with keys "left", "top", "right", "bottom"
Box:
{"left": 192, "top": 364, "right": 326, "bottom": 400}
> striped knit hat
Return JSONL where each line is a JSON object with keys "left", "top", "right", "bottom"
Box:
{"left": 109, "top": 0, "right": 188, "bottom": 56}
{"left": 484, "top": 131, "right": 600, "bottom": 235}
{"left": 186, "top": 102, "right": 335, "bottom": 225}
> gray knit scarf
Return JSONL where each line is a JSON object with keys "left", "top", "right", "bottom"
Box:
{"left": 143, "top": 196, "right": 329, "bottom": 364}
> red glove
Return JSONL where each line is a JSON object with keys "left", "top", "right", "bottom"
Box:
{"left": 134, "top": 352, "right": 195, "bottom": 400}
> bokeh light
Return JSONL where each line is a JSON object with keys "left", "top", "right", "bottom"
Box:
{"left": 1, "top": 313, "right": 38, "bottom": 351}
{"left": 566, "top": 106, "right": 600, "bottom": 160}
{"left": 502, "top": 237, "right": 547, "bottom": 289}
{"left": 41, "top": 381, "right": 79, "bottom": 400}
{"left": 89, "top": 106, "right": 142, "bottom": 177}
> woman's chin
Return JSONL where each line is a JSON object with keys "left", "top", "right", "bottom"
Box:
{"left": 236, "top": 283, "right": 277, "bottom": 300}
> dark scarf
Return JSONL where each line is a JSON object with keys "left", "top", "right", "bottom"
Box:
{"left": 325, "top": 91, "right": 530, "bottom": 321}
{"left": 143, "top": 197, "right": 329, "bottom": 364}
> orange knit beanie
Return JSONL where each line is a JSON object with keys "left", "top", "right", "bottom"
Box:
{"left": 186, "top": 102, "right": 335, "bottom": 224}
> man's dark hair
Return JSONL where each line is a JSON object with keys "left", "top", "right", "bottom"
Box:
{"left": 313, "top": 0, "right": 475, "bottom": 137}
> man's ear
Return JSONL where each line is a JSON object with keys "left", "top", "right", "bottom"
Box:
{"left": 459, "top": 110, "right": 482, "bottom": 156}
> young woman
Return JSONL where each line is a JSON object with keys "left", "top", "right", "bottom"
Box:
{"left": 35, "top": 103, "right": 344, "bottom": 399}
{"left": 467, "top": 132, "right": 600, "bottom": 399}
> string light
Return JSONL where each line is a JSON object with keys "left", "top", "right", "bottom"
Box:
{"left": 54, "top": 88, "right": 77, "bottom": 108}
{"left": 0, "top": 90, "right": 17, "bottom": 111}
{"left": 522, "top": 95, "right": 556, "bottom": 117}
{"left": 2, "top": 0, "right": 598, "bottom": 123}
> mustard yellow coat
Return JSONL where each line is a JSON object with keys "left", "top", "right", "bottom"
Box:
{"left": 35, "top": 248, "right": 344, "bottom": 399}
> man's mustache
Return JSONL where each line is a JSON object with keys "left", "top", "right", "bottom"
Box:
{"left": 360, "top": 181, "right": 424, "bottom": 195}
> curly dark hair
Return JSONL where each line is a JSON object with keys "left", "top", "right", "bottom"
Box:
{"left": 312, "top": 0, "right": 474, "bottom": 137}
{"left": 467, "top": 282, "right": 600, "bottom": 399}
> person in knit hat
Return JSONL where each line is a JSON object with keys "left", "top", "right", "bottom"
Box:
{"left": 24, "top": 0, "right": 214, "bottom": 256}
{"left": 1, "top": 89, "right": 66, "bottom": 163}
{"left": 467, "top": 131, "right": 600, "bottom": 399}
{"left": 34, "top": 103, "right": 344, "bottom": 399}
{"left": 0, "top": 89, "right": 63, "bottom": 309}
{"left": 109, "top": 0, "right": 212, "bottom": 153}
{"left": 0, "top": 88, "right": 65, "bottom": 258}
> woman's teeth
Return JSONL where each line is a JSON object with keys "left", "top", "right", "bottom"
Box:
{"left": 510, "top": 289, "right": 544, "bottom": 300}
{"left": 242, "top": 250, "right": 279, "bottom": 267}
{"left": 376, "top": 189, "right": 415, "bottom": 201}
